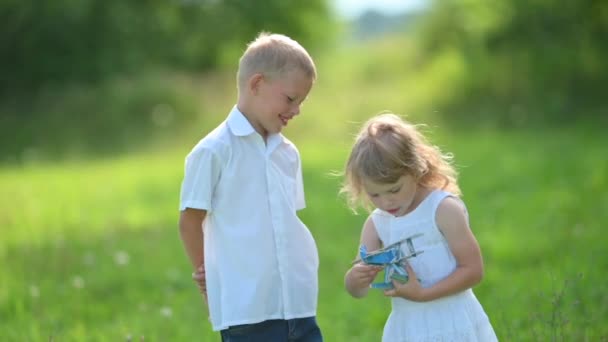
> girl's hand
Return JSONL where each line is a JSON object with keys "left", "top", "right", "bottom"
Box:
{"left": 383, "top": 261, "right": 427, "bottom": 301}
{"left": 349, "top": 263, "right": 383, "bottom": 289}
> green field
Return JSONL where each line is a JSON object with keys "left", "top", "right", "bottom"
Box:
{"left": 1, "top": 124, "right": 606, "bottom": 341}
{"left": 1, "top": 34, "right": 607, "bottom": 340}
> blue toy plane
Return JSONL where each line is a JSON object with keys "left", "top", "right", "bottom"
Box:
{"left": 353, "top": 233, "right": 424, "bottom": 289}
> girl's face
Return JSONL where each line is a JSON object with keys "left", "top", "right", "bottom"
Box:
{"left": 250, "top": 69, "right": 312, "bottom": 138}
{"left": 363, "top": 174, "right": 420, "bottom": 217}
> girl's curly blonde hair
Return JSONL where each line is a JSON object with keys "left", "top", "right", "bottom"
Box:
{"left": 340, "top": 113, "right": 461, "bottom": 211}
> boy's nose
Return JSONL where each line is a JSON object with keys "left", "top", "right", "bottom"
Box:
{"left": 292, "top": 104, "right": 301, "bottom": 116}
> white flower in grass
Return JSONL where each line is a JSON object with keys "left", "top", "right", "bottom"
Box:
{"left": 114, "top": 251, "right": 130, "bottom": 266}
{"left": 29, "top": 285, "right": 40, "bottom": 298}
{"left": 72, "top": 276, "right": 85, "bottom": 289}
{"left": 160, "top": 306, "right": 173, "bottom": 318}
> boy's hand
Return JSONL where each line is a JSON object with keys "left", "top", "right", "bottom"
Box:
{"left": 192, "top": 265, "right": 207, "bottom": 298}
{"left": 349, "top": 263, "right": 383, "bottom": 289}
{"left": 383, "top": 261, "right": 427, "bottom": 301}
{"left": 192, "top": 264, "right": 211, "bottom": 321}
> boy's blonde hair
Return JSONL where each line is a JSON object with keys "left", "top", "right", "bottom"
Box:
{"left": 341, "top": 113, "right": 461, "bottom": 211}
{"left": 237, "top": 32, "right": 316, "bottom": 92}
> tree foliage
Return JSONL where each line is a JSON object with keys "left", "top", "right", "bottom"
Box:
{"left": 416, "top": 0, "right": 608, "bottom": 124}
{"left": 0, "top": 0, "right": 333, "bottom": 96}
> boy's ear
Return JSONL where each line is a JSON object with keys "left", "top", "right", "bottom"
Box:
{"left": 248, "top": 73, "right": 264, "bottom": 95}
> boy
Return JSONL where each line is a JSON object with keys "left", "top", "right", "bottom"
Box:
{"left": 178, "top": 32, "right": 323, "bottom": 342}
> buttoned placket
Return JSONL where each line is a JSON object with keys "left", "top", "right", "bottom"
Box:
{"left": 264, "top": 135, "right": 289, "bottom": 316}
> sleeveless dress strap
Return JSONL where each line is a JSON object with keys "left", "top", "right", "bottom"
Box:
{"left": 429, "top": 190, "right": 470, "bottom": 228}
{"left": 428, "top": 190, "right": 451, "bottom": 216}
{"left": 371, "top": 209, "right": 391, "bottom": 245}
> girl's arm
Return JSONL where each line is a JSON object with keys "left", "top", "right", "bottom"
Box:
{"left": 344, "top": 216, "right": 383, "bottom": 298}
{"left": 387, "top": 197, "right": 484, "bottom": 301}
{"left": 425, "top": 197, "right": 484, "bottom": 300}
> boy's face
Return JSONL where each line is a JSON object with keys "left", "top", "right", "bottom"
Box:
{"left": 249, "top": 69, "right": 313, "bottom": 137}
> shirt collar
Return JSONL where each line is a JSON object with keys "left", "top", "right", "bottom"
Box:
{"left": 227, "top": 105, "right": 285, "bottom": 148}
{"left": 227, "top": 106, "right": 256, "bottom": 137}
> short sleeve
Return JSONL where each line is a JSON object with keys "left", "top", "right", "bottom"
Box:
{"left": 179, "top": 147, "right": 222, "bottom": 211}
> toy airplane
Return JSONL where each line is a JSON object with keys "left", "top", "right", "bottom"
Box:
{"left": 353, "top": 233, "right": 424, "bottom": 289}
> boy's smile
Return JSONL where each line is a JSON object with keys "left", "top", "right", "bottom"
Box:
{"left": 279, "top": 113, "right": 293, "bottom": 127}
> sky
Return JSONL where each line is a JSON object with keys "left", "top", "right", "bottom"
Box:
{"left": 332, "top": 0, "right": 428, "bottom": 19}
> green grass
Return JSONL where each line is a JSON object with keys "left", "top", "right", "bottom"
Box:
{"left": 1, "top": 125, "right": 606, "bottom": 341}
{"left": 1, "top": 32, "right": 607, "bottom": 341}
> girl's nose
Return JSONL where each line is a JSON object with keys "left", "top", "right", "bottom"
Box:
{"left": 381, "top": 197, "right": 393, "bottom": 209}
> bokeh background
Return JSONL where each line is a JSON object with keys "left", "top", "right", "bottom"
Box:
{"left": 1, "top": 0, "right": 606, "bottom": 340}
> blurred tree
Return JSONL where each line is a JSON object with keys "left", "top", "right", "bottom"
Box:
{"left": 0, "top": 0, "right": 334, "bottom": 162}
{"left": 0, "top": 0, "right": 333, "bottom": 97}
{"left": 415, "top": 0, "right": 608, "bottom": 124}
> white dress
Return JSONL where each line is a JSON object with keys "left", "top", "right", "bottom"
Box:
{"left": 372, "top": 190, "right": 498, "bottom": 342}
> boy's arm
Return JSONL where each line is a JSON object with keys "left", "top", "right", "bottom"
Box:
{"left": 179, "top": 208, "right": 208, "bottom": 307}
{"left": 179, "top": 208, "right": 207, "bottom": 270}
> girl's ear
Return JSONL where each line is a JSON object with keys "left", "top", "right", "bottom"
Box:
{"left": 248, "top": 73, "right": 264, "bottom": 95}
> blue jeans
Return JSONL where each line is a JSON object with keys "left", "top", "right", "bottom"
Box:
{"left": 220, "top": 317, "right": 323, "bottom": 342}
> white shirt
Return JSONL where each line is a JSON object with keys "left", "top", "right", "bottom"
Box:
{"left": 179, "top": 106, "right": 319, "bottom": 331}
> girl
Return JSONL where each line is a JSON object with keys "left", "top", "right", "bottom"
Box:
{"left": 342, "top": 113, "right": 497, "bottom": 341}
